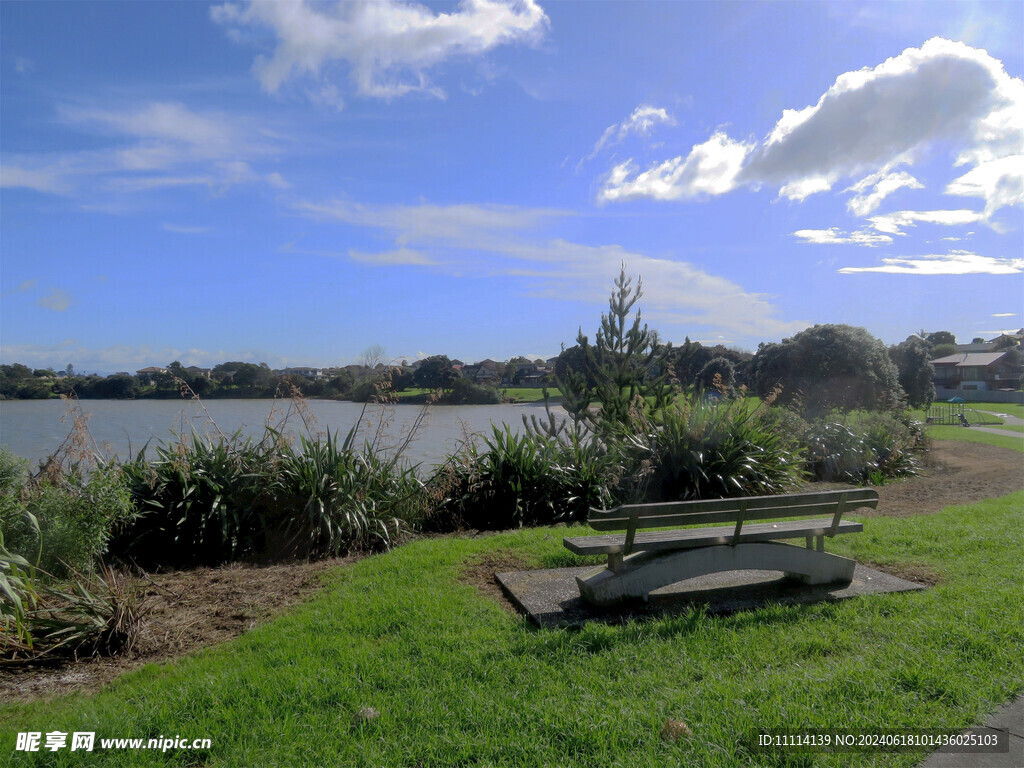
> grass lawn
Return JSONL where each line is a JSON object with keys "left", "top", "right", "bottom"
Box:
{"left": 968, "top": 402, "right": 1024, "bottom": 420}
{"left": 3, "top": 492, "right": 1022, "bottom": 767}
{"left": 500, "top": 387, "right": 559, "bottom": 403}
{"left": 926, "top": 425, "right": 1024, "bottom": 452}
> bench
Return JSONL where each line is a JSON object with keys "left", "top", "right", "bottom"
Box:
{"left": 564, "top": 489, "right": 877, "bottom": 606}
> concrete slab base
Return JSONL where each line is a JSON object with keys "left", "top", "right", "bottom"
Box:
{"left": 496, "top": 563, "right": 926, "bottom": 628}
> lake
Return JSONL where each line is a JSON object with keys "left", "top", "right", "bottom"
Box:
{"left": 0, "top": 398, "right": 566, "bottom": 471}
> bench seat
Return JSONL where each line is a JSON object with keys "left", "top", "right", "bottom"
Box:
{"left": 564, "top": 518, "right": 864, "bottom": 556}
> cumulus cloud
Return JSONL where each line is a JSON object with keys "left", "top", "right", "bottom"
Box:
{"left": 599, "top": 132, "right": 751, "bottom": 202}
{"left": 600, "top": 38, "right": 1023, "bottom": 217}
{"left": 839, "top": 250, "right": 1024, "bottom": 275}
{"left": 295, "top": 198, "right": 804, "bottom": 339}
{"left": 211, "top": 0, "right": 548, "bottom": 100}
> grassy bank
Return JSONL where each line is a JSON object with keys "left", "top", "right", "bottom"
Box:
{"left": 3, "top": 491, "right": 1022, "bottom": 767}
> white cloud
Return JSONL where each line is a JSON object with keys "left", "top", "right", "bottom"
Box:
{"left": 211, "top": 0, "right": 548, "bottom": 100}
{"left": 296, "top": 198, "right": 804, "bottom": 339}
{"left": 845, "top": 168, "right": 924, "bottom": 216}
{"left": 36, "top": 289, "right": 73, "bottom": 311}
{"left": 945, "top": 154, "right": 1024, "bottom": 214}
{"left": 792, "top": 228, "right": 892, "bottom": 246}
{"left": 348, "top": 247, "right": 435, "bottom": 265}
{"left": 3, "top": 101, "right": 281, "bottom": 200}
{"left": 0, "top": 165, "right": 72, "bottom": 194}
{"left": 601, "top": 38, "right": 1023, "bottom": 217}
{"left": 162, "top": 223, "right": 210, "bottom": 235}
{"left": 839, "top": 250, "right": 1024, "bottom": 275}
{"left": 992, "top": 312, "right": 1017, "bottom": 317}
{"left": 599, "top": 132, "right": 752, "bottom": 202}
{"left": 585, "top": 105, "right": 675, "bottom": 164}
{"left": 867, "top": 209, "right": 988, "bottom": 235}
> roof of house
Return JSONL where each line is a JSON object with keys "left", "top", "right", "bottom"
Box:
{"left": 931, "top": 352, "right": 1008, "bottom": 367}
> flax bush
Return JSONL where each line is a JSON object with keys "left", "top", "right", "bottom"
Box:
{"left": 426, "top": 426, "right": 615, "bottom": 531}
{"left": 624, "top": 396, "right": 806, "bottom": 502}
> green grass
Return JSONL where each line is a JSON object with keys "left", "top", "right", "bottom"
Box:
{"left": 3, "top": 493, "right": 1023, "bottom": 767}
{"left": 926, "top": 425, "right": 1024, "bottom": 452}
{"left": 968, "top": 402, "right": 1024, "bottom": 420}
{"left": 500, "top": 387, "right": 560, "bottom": 403}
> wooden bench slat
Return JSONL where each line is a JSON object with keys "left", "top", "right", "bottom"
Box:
{"left": 587, "top": 490, "right": 877, "bottom": 531}
{"left": 564, "top": 518, "right": 863, "bottom": 556}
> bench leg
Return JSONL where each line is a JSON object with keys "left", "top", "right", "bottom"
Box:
{"left": 575, "top": 543, "right": 856, "bottom": 606}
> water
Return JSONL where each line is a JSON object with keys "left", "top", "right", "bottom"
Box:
{"left": 0, "top": 398, "right": 566, "bottom": 471}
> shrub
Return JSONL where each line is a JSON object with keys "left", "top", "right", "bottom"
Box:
{"left": 803, "top": 411, "right": 926, "bottom": 484}
{"left": 113, "top": 432, "right": 271, "bottom": 567}
{"left": 0, "top": 462, "right": 136, "bottom": 577}
{"left": 445, "top": 378, "right": 504, "bottom": 404}
{"left": 269, "top": 429, "right": 423, "bottom": 558}
{"left": 626, "top": 396, "right": 805, "bottom": 502}
{"left": 427, "top": 426, "right": 615, "bottom": 531}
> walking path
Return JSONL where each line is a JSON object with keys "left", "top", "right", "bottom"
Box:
{"left": 918, "top": 694, "right": 1024, "bottom": 767}
{"left": 964, "top": 410, "right": 1024, "bottom": 440}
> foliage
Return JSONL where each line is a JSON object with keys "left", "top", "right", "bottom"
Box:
{"left": 931, "top": 342, "right": 958, "bottom": 358}
{"left": 268, "top": 428, "right": 423, "bottom": 558}
{"left": 413, "top": 355, "right": 459, "bottom": 390}
{"left": 536, "top": 266, "right": 674, "bottom": 442}
{"left": 750, "top": 324, "right": 904, "bottom": 417}
{"left": 113, "top": 414, "right": 428, "bottom": 566}
{"left": 622, "top": 396, "right": 805, "bottom": 502}
{"left": 696, "top": 356, "right": 736, "bottom": 394}
{"left": 445, "top": 377, "right": 504, "bottom": 404}
{"left": 427, "top": 426, "right": 614, "bottom": 531}
{"left": 803, "top": 411, "right": 926, "bottom": 484}
{"left": 0, "top": 460, "right": 136, "bottom": 578}
{"left": 889, "top": 335, "right": 936, "bottom": 408}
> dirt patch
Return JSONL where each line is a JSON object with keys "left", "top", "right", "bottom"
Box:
{"left": 861, "top": 440, "right": 1023, "bottom": 517}
{"left": 859, "top": 560, "right": 943, "bottom": 586}
{"left": 458, "top": 551, "right": 537, "bottom": 612}
{"left": 0, "top": 557, "right": 354, "bottom": 703}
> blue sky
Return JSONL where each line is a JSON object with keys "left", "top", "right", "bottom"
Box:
{"left": 2, "top": 0, "right": 1022, "bottom": 373}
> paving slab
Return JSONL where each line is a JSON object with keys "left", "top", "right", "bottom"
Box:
{"left": 496, "top": 563, "right": 926, "bottom": 628}
{"left": 917, "top": 695, "right": 1024, "bottom": 768}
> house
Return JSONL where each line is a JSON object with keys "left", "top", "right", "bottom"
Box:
{"left": 280, "top": 366, "right": 324, "bottom": 380}
{"left": 931, "top": 352, "right": 1022, "bottom": 391}
{"left": 461, "top": 359, "right": 501, "bottom": 386}
{"left": 136, "top": 366, "right": 168, "bottom": 384}
{"left": 184, "top": 366, "right": 211, "bottom": 379}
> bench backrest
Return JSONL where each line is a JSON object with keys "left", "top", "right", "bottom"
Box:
{"left": 588, "top": 490, "right": 878, "bottom": 553}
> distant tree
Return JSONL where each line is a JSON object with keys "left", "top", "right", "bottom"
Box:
{"left": 971, "top": 337, "right": 986, "bottom": 344}
{"left": 750, "top": 324, "right": 903, "bottom": 416}
{"left": 93, "top": 373, "right": 138, "bottom": 399}
{"left": 65, "top": 363, "right": 74, "bottom": 377}
{"left": 931, "top": 343, "right": 958, "bottom": 359}
{"left": 359, "top": 344, "right": 387, "bottom": 371}
{"left": 889, "top": 336, "right": 935, "bottom": 408}
{"left": 697, "top": 357, "right": 736, "bottom": 394}
{"left": 413, "top": 355, "right": 458, "bottom": 390}
{"left": 925, "top": 331, "right": 956, "bottom": 348}
{"left": 993, "top": 335, "right": 1021, "bottom": 350}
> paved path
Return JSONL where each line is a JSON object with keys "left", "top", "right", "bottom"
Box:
{"left": 963, "top": 409, "right": 1024, "bottom": 440}
{"left": 917, "top": 694, "right": 1024, "bottom": 767}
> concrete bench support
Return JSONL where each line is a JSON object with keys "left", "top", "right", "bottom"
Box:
{"left": 576, "top": 542, "right": 857, "bottom": 606}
